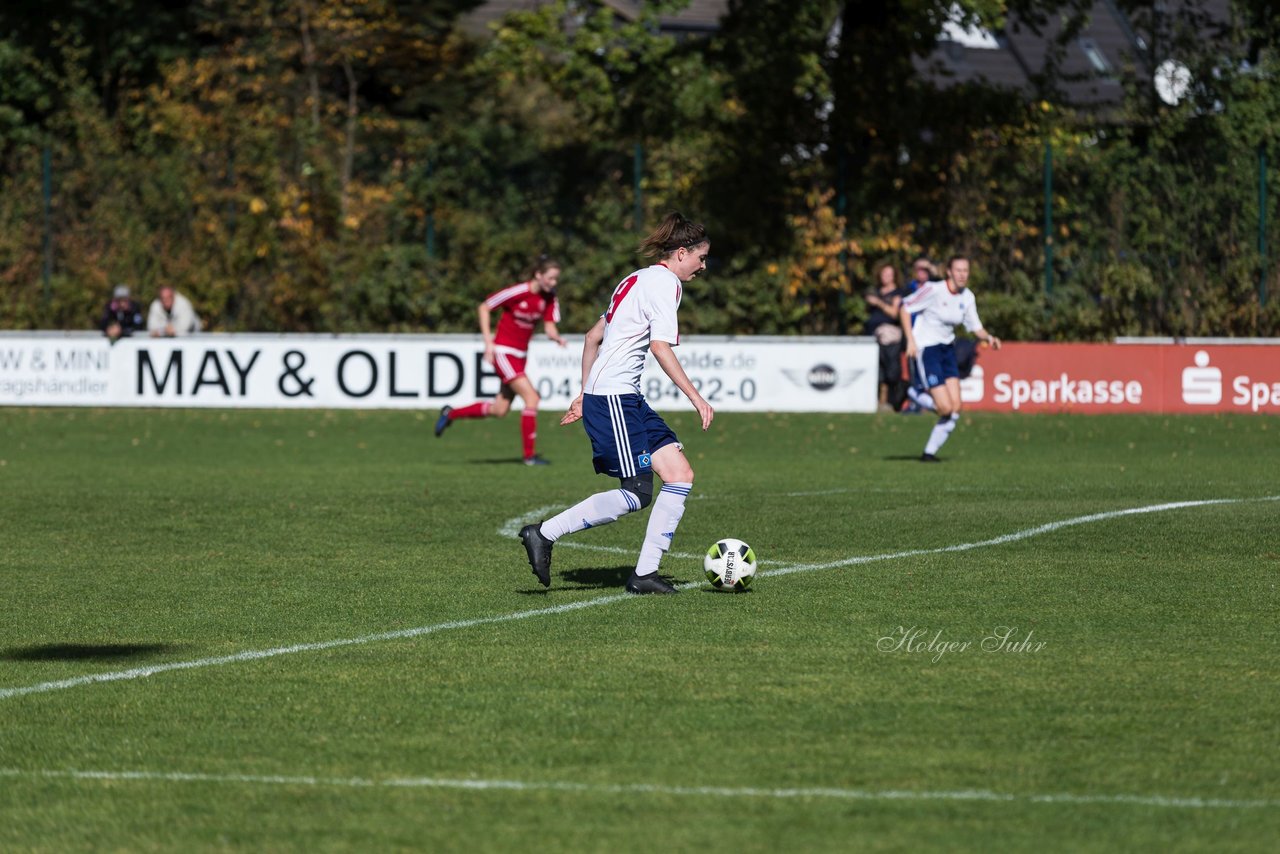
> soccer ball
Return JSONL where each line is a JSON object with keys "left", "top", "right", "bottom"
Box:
{"left": 704, "top": 538, "right": 757, "bottom": 592}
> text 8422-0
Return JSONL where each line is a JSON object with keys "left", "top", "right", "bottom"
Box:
{"left": 645, "top": 376, "right": 756, "bottom": 403}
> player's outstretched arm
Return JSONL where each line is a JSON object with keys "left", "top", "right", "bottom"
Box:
{"left": 650, "top": 341, "right": 713, "bottom": 431}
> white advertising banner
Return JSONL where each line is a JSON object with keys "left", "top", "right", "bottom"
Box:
{"left": 0, "top": 333, "right": 878, "bottom": 412}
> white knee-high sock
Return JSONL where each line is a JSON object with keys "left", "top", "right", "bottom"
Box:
{"left": 635, "top": 482, "right": 691, "bottom": 576}
{"left": 539, "top": 489, "right": 641, "bottom": 541}
{"left": 907, "top": 385, "right": 937, "bottom": 411}
{"left": 924, "top": 413, "right": 960, "bottom": 456}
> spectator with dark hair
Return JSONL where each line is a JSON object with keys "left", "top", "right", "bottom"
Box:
{"left": 863, "top": 262, "right": 906, "bottom": 412}
{"left": 99, "top": 284, "right": 145, "bottom": 342}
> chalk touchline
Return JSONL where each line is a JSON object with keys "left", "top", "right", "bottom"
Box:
{"left": 1, "top": 495, "right": 1275, "bottom": 702}
{"left": 0, "top": 767, "right": 1273, "bottom": 811}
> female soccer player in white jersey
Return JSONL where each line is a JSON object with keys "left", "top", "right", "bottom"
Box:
{"left": 434, "top": 256, "right": 566, "bottom": 465}
{"left": 519, "top": 212, "right": 714, "bottom": 594}
{"left": 900, "top": 255, "right": 1002, "bottom": 462}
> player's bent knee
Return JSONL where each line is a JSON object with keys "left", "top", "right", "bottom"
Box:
{"left": 666, "top": 462, "right": 694, "bottom": 483}
{"left": 620, "top": 473, "right": 654, "bottom": 509}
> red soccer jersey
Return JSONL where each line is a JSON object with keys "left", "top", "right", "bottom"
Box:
{"left": 485, "top": 282, "right": 560, "bottom": 352}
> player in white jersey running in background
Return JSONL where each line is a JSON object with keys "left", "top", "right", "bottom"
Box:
{"left": 519, "top": 212, "right": 714, "bottom": 594}
{"left": 900, "top": 255, "right": 1001, "bottom": 462}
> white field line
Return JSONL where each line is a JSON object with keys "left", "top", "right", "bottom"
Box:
{"left": 763, "top": 496, "right": 1280, "bottom": 578}
{"left": 2, "top": 495, "right": 1276, "bottom": 703}
{"left": 0, "top": 594, "right": 633, "bottom": 701}
{"left": 0, "top": 768, "right": 1274, "bottom": 811}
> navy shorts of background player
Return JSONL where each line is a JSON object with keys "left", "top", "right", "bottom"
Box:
{"left": 917, "top": 342, "right": 960, "bottom": 389}
{"left": 582, "top": 393, "right": 681, "bottom": 481}
{"left": 912, "top": 337, "right": 979, "bottom": 393}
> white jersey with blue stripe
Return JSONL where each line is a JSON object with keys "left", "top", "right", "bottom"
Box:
{"left": 901, "top": 280, "right": 982, "bottom": 348}
{"left": 585, "top": 264, "right": 682, "bottom": 395}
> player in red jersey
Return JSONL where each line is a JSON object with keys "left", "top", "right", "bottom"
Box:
{"left": 434, "top": 256, "right": 567, "bottom": 465}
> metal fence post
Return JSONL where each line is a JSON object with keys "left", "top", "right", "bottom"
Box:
{"left": 42, "top": 143, "right": 53, "bottom": 304}
{"left": 633, "top": 142, "right": 643, "bottom": 231}
{"left": 1043, "top": 138, "right": 1054, "bottom": 297}
{"left": 1260, "top": 142, "right": 1268, "bottom": 306}
{"left": 425, "top": 158, "right": 435, "bottom": 260}
{"left": 837, "top": 151, "right": 848, "bottom": 335}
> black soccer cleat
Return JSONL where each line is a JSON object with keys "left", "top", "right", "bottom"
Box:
{"left": 625, "top": 572, "right": 678, "bottom": 595}
{"left": 523, "top": 455, "right": 551, "bottom": 466}
{"left": 519, "top": 523, "right": 553, "bottom": 587}
{"left": 920, "top": 452, "right": 941, "bottom": 463}
{"left": 434, "top": 406, "right": 453, "bottom": 437}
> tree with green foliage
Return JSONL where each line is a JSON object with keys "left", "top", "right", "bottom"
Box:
{"left": 0, "top": 0, "right": 1276, "bottom": 337}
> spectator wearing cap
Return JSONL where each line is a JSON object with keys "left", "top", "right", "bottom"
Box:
{"left": 147, "top": 285, "right": 202, "bottom": 337}
{"left": 907, "top": 256, "right": 935, "bottom": 295}
{"left": 99, "top": 284, "right": 145, "bottom": 342}
{"left": 900, "top": 257, "right": 937, "bottom": 412}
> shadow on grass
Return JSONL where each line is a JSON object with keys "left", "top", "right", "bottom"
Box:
{"left": 1, "top": 643, "right": 180, "bottom": 662}
{"left": 883, "top": 454, "right": 943, "bottom": 462}
{"left": 561, "top": 566, "right": 631, "bottom": 588}
{"left": 514, "top": 569, "right": 695, "bottom": 596}
{"left": 513, "top": 565, "right": 629, "bottom": 595}
{"left": 468, "top": 458, "right": 531, "bottom": 465}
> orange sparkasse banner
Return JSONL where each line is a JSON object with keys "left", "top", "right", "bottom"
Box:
{"left": 960, "top": 342, "right": 1280, "bottom": 414}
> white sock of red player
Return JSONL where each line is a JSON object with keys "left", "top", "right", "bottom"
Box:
{"left": 539, "top": 489, "right": 641, "bottom": 541}
{"left": 634, "top": 482, "right": 691, "bottom": 577}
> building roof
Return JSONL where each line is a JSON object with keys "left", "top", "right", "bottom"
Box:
{"left": 917, "top": 0, "right": 1233, "bottom": 109}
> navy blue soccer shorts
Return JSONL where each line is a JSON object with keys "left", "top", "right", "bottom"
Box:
{"left": 582, "top": 393, "right": 681, "bottom": 478}
{"left": 916, "top": 342, "right": 960, "bottom": 390}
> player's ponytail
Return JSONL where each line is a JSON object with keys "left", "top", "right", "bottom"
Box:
{"left": 640, "top": 212, "right": 708, "bottom": 259}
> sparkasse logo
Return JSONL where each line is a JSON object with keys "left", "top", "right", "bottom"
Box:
{"left": 1186, "top": 350, "right": 1280, "bottom": 412}
{"left": 1181, "top": 351, "right": 1222, "bottom": 404}
{"left": 960, "top": 364, "right": 984, "bottom": 403}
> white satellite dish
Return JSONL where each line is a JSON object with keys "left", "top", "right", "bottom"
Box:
{"left": 1154, "top": 59, "right": 1191, "bottom": 105}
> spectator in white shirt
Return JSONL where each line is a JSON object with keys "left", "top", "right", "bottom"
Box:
{"left": 148, "top": 286, "right": 202, "bottom": 337}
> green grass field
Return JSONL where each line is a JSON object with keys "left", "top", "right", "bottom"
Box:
{"left": 1, "top": 407, "right": 1277, "bottom": 851}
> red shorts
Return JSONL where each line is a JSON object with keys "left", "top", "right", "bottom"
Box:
{"left": 492, "top": 346, "right": 528, "bottom": 384}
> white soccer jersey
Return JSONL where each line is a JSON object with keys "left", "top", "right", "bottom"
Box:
{"left": 902, "top": 280, "right": 982, "bottom": 348}
{"left": 585, "top": 264, "right": 682, "bottom": 395}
